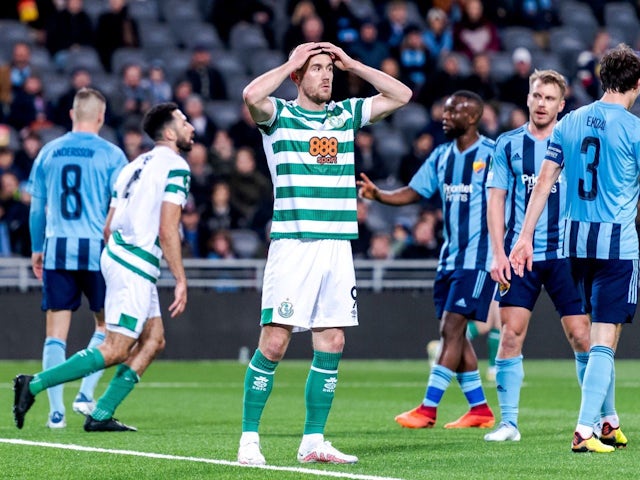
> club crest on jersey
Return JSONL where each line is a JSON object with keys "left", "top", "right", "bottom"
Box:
{"left": 278, "top": 299, "right": 294, "bottom": 318}
{"left": 499, "top": 282, "right": 510, "bottom": 296}
{"left": 309, "top": 136, "right": 338, "bottom": 164}
{"left": 473, "top": 158, "right": 487, "bottom": 173}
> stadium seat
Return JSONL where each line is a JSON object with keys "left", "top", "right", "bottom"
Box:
{"left": 604, "top": 2, "right": 640, "bottom": 46}
{"left": 37, "top": 126, "right": 67, "bottom": 144}
{"left": 222, "top": 73, "right": 251, "bottom": 103}
{"left": 90, "top": 72, "right": 120, "bottom": 99}
{"left": 111, "top": 48, "right": 149, "bottom": 76}
{"left": 99, "top": 125, "right": 119, "bottom": 145}
{"left": 0, "top": 20, "right": 31, "bottom": 45}
{"left": 161, "top": 0, "right": 201, "bottom": 24}
{"left": 558, "top": 1, "right": 596, "bottom": 25}
{"left": 155, "top": 48, "right": 192, "bottom": 84}
{"left": 128, "top": 0, "right": 160, "bottom": 22}
{"left": 548, "top": 27, "right": 586, "bottom": 78}
{"left": 229, "top": 229, "right": 262, "bottom": 259}
{"left": 139, "top": 21, "right": 178, "bottom": 52}
{"left": 205, "top": 100, "right": 242, "bottom": 130}
{"left": 30, "top": 46, "right": 55, "bottom": 74}
{"left": 348, "top": 0, "right": 379, "bottom": 22}
{"left": 501, "top": 26, "right": 540, "bottom": 54}
{"left": 42, "top": 74, "right": 71, "bottom": 103}
{"left": 374, "top": 127, "right": 409, "bottom": 173}
{"left": 63, "top": 46, "right": 104, "bottom": 74}
{"left": 229, "top": 23, "right": 269, "bottom": 55}
{"left": 211, "top": 50, "right": 246, "bottom": 77}
{"left": 83, "top": 0, "right": 109, "bottom": 25}
{"left": 2, "top": 124, "right": 21, "bottom": 151}
{"left": 488, "top": 52, "right": 514, "bottom": 83}
{"left": 247, "top": 49, "right": 286, "bottom": 76}
{"left": 562, "top": 8, "right": 599, "bottom": 48}
{"left": 531, "top": 52, "right": 566, "bottom": 77}
{"left": 176, "top": 22, "right": 224, "bottom": 51}
{"left": 392, "top": 102, "right": 430, "bottom": 143}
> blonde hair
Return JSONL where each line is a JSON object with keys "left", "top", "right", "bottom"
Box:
{"left": 72, "top": 88, "right": 106, "bottom": 123}
{"left": 529, "top": 69, "right": 567, "bottom": 98}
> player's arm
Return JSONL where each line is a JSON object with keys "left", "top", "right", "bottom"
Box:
{"left": 317, "top": 42, "right": 412, "bottom": 123}
{"left": 159, "top": 201, "right": 187, "bottom": 318}
{"left": 357, "top": 172, "right": 421, "bottom": 205}
{"left": 29, "top": 194, "right": 46, "bottom": 280}
{"left": 487, "top": 188, "right": 510, "bottom": 285}
{"left": 242, "top": 42, "right": 325, "bottom": 123}
{"left": 509, "top": 159, "right": 562, "bottom": 276}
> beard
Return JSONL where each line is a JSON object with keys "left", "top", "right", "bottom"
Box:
{"left": 303, "top": 85, "right": 332, "bottom": 105}
{"left": 176, "top": 137, "right": 193, "bottom": 153}
{"left": 443, "top": 126, "right": 465, "bottom": 139}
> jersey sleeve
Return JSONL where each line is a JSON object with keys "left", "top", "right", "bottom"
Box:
{"left": 256, "top": 97, "right": 280, "bottom": 135}
{"left": 349, "top": 97, "right": 372, "bottom": 130}
{"left": 545, "top": 119, "right": 565, "bottom": 167}
{"left": 408, "top": 148, "right": 440, "bottom": 198}
{"left": 486, "top": 135, "right": 511, "bottom": 190}
{"left": 163, "top": 158, "right": 191, "bottom": 207}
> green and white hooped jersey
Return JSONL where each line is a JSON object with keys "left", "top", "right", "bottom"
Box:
{"left": 106, "top": 145, "right": 191, "bottom": 283}
{"left": 259, "top": 96, "right": 372, "bottom": 240}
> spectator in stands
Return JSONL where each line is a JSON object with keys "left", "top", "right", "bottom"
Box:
{"left": 283, "top": 0, "right": 318, "bottom": 55}
{"left": 351, "top": 198, "right": 374, "bottom": 259}
{"left": 199, "top": 181, "right": 243, "bottom": 254}
{"left": 423, "top": 7, "right": 453, "bottom": 62}
{"left": 112, "top": 63, "right": 150, "bottom": 124}
{"left": 210, "top": 130, "right": 236, "bottom": 180}
{"left": 144, "top": 60, "right": 172, "bottom": 105}
{"left": 0, "top": 170, "right": 30, "bottom": 256}
{"left": 380, "top": 56, "right": 402, "bottom": 81}
{"left": 9, "top": 42, "right": 33, "bottom": 93}
{"left": 206, "top": 229, "right": 237, "bottom": 260}
{"left": 45, "top": 0, "right": 94, "bottom": 70}
{"left": 94, "top": 0, "right": 139, "bottom": 73}
{"left": 354, "top": 127, "right": 387, "bottom": 182}
{"left": 181, "top": 194, "right": 204, "bottom": 258}
{"left": 514, "top": 0, "right": 560, "bottom": 34}
{"left": 0, "top": 63, "right": 10, "bottom": 123}
{"left": 576, "top": 30, "right": 610, "bottom": 101}
{"left": 397, "top": 129, "right": 434, "bottom": 186}
{"left": 423, "top": 99, "right": 448, "bottom": 147}
{"left": 210, "top": 0, "right": 276, "bottom": 48}
{"left": 506, "top": 105, "right": 527, "bottom": 130}
{"left": 349, "top": 18, "right": 389, "bottom": 70}
{"left": 121, "top": 123, "right": 148, "bottom": 161}
{"left": 186, "top": 142, "right": 215, "bottom": 207}
{"left": 228, "top": 146, "right": 271, "bottom": 228}
{"left": 499, "top": 47, "right": 533, "bottom": 111}
{"left": 367, "top": 231, "right": 394, "bottom": 260}
{"left": 54, "top": 67, "right": 92, "bottom": 130}
{"left": 399, "top": 211, "right": 441, "bottom": 259}
{"left": 398, "top": 26, "right": 433, "bottom": 95}
{"left": 8, "top": 74, "right": 54, "bottom": 132}
{"left": 0, "top": 146, "right": 19, "bottom": 178}
{"left": 228, "top": 103, "right": 264, "bottom": 169}
{"left": 416, "top": 52, "right": 468, "bottom": 108}
{"left": 13, "top": 130, "right": 42, "bottom": 181}
{"left": 479, "top": 101, "right": 501, "bottom": 139}
{"left": 184, "top": 45, "right": 227, "bottom": 102}
{"left": 378, "top": 0, "right": 420, "bottom": 57}
{"left": 464, "top": 52, "right": 499, "bottom": 103}
{"left": 183, "top": 94, "right": 217, "bottom": 147}
{"left": 172, "top": 78, "right": 193, "bottom": 112}
{"left": 453, "top": 0, "right": 501, "bottom": 59}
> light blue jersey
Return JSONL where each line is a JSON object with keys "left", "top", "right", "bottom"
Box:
{"left": 488, "top": 124, "right": 564, "bottom": 261}
{"left": 545, "top": 101, "right": 640, "bottom": 259}
{"left": 28, "top": 132, "right": 127, "bottom": 270}
{"left": 409, "top": 135, "right": 494, "bottom": 272}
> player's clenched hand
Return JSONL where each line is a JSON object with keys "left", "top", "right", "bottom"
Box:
{"left": 31, "top": 252, "right": 43, "bottom": 280}
{"left": 168, "top": 280, "right": 187, "bottom": 318}
{"left": 508, "top": 238, "right": 533, "bottom": 278}
{"left": 289, "top": 42, "right": 324, "bottom": 71}
{"left": 357, "top": 172, "right": 379, "bottom": 201}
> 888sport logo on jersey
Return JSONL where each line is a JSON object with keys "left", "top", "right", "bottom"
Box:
{"left": 309, "top": 136, "right": 338, "bottom": 164}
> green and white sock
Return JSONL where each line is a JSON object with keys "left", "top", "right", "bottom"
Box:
{"left": 92, "top": 364, "right": 139, "bottom": 421}
{"left": 304, "top": 351, "right": 341, "bottom": 435}
{"left": 242, "top": 349, "right": 278, "bottom": 432}
{"left": 30, "top": 348, "right": 105, "bottom": 396}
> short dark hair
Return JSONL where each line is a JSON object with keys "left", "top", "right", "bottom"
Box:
{"left": 599, "top": 43, "right": 640, "bottom": 94}
{"left": 142, "top": 102, "right": 179, "bottom": 141}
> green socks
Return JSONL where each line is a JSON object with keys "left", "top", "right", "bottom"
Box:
{"left": 92, "top": 364, "right": 139, "bottom": 421}
{"left": 242, "top": 349, "right": 278, "bottom": 432}
{"left": 30, "top": 348, "right": 106, "bottom": 396}
{"left": 304, "top": 351, "right": 342, "bottom": 435}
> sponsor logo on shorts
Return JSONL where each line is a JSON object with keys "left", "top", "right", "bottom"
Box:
{"left": 323, "top": 377, "right": 337, "bottom": 393}
{"left": 252, "top": 375, "right": 269, "bottom": 392}
{"left": 278, "top": 299, "right": 294, "bottom": 318}
{"left": 455, "top": 298, "right": 467, "bottom": 308}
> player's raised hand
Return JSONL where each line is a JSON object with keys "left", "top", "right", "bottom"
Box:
{"left": 508, "top": 238, "right": 533, "bottom": 278}
{"left": 289, "top": 42, "right": 324, "bottom": 71}
{"left": 357, "top": 172, "right": 379, "bottom": 200}
{"left": 316, "top": 42, "right": 356, "bottom": 71}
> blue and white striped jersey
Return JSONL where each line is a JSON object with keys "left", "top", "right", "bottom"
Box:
{"left": 27, "top": 132, "right": 127, "bottom": 270}
{"left": 409, "top": 135, "right": 494, "bottom": 272}
{"left": 545, "top": 101, "right": 640, "bottom": 259}
{"left": 487, "top": 124, "right": 564, "bottom": 261}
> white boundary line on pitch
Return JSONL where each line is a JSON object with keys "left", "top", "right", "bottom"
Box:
{"left": 0, "top": 438, "right": 405, "bottom": 480}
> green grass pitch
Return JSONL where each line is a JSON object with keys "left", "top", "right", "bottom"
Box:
{"left": 0, "top": 359, "right": 638, "bottom": 479}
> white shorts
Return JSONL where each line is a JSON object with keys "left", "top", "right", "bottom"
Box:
{"left": 261, "top": 238, "right": 359, "bottom": 332}
{"left": 101, "top": 251, "right": 161, "bottom": 339}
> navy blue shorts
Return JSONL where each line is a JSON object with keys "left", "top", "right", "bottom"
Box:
{"left": 570, "top": 258, "right": 638, "bottom": 324}
{"left": 42, "top": 269, "right": 106, "bottom": 312}
{"left": 496, "top": 258, "right": 583, "bottom": 317}
{"left": 433, "top": 269, "right": 495, "bottom": 321}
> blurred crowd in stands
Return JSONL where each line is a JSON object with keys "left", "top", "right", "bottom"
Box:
{"left": 0, "top": 0, "right": 638, "bottom": 261}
